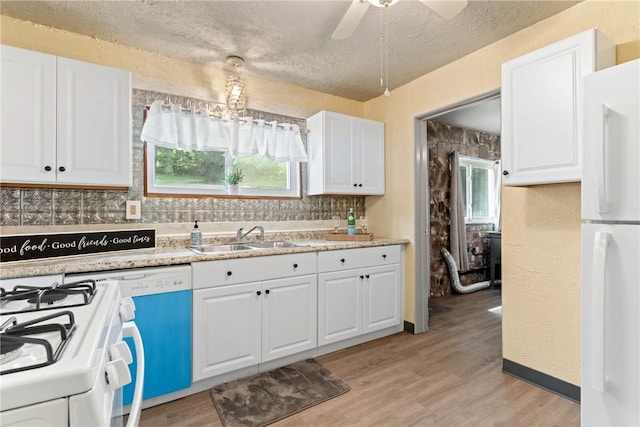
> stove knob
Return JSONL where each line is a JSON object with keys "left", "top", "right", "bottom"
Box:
{"left": 105, "top": 358, "right": 132, "bottom": 389}
{"left": 110, "top": 342, "right": 133, "bottom": 364}
{"left": 120, "top": 296, "right": 136, "bottom": 322}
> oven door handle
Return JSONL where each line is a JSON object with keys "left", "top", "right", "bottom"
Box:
{"left": 123, "top": 321, "right": 145, "bottom": 427}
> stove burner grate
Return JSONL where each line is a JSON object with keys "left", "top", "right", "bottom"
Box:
{"left": 0, "top": 279, "right": 97, "bottom": 315}
{"left": 0, "top": 311, "right": 76, "bottom": 375}
{"left": 0, "top": 339, "right": 24, "bottom": 356}
{"left": 27, "top": 290, "right": 69, "bottom": 305}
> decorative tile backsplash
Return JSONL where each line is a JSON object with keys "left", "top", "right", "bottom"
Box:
{"left": 0, "top": 89, "right": 364, "bottom": 227}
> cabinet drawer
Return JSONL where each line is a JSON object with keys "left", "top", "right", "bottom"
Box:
{"left": 192, "top": 252, "right": 316, "bottom": 289}
{"left": 318, "top": 245, "right": 400, "bottom": 273}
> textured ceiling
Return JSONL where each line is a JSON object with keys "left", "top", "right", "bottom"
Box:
{"left": 1, "top": 0, "right": 581, "bottom": 102}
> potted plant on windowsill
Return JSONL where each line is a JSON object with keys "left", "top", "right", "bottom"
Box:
{"left": 225, "top": 167, "right": 244, "bottom": 194}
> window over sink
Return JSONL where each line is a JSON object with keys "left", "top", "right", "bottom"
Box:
{"left": 141, "top": 102, "right": 307, "bottom": 199}
{"left": 145, "top": 144, "right": 301, "bottom": 198}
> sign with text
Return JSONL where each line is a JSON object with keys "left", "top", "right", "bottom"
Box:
{"left": 0, "top": 229, "right": 156, "bottom": 263}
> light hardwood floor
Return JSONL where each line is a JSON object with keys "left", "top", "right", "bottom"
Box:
{"left": 138, "top": 289, "right": 580, "bottom": 426}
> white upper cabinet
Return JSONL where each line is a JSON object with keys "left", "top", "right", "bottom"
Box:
{"left": 306, "top": 111, "right": 384, "bottom": 195}
{"left": 1, "top": 45, "right": 132, "bottom": 187}
{"left": 1, "top": 46, "right": 57, "bottom": 184}
{"left": 56, "top": 57, "right": 131, "bottom": 187}
{"left": 501, "top": 29, "right": 615, "bottom": 186}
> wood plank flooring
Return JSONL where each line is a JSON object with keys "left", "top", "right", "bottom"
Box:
{"left": 138, "top": 289, "right": 580, "bottom": 426}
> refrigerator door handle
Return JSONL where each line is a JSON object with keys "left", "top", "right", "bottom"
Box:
{"left": 591, "top": 231, "right": 610, "bottom": 393}
{"left": 594, "top": 105, "right": 611, "bottom": 214}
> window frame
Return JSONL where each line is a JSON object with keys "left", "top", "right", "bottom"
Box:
{"left": 458, "top": 155, "right": 497, "bottom": 224}
{"left": 144, "top": 142, "right": 302, "bottom": 198}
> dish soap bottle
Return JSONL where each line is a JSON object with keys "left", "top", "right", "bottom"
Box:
{"left": 347, "top": 208, "right": 356, "bottom": 235}
{"left": 191, "top": 220, "right": 202, "bottom": 246}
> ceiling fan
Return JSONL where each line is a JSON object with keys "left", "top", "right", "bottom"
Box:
{"left": 332, "top": 0, "right": 468, "bottom": 40}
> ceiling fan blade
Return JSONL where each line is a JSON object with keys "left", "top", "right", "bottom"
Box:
{"left": 419, "top": 0, "right": 468, "bottom": 19}
{"left": 332, "top": 0, "right": 370, "bottom": 40}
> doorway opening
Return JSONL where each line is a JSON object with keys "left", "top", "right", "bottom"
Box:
{"left": 413, "top": 90, "right": 501, "bottom": 334}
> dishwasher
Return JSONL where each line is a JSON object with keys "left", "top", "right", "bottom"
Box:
{"left": 66, "top": 264, "right": 192, "bottom": 407}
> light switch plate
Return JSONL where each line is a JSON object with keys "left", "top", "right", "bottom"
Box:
{"left": 126, "top": 201, "right": 141, "bottom": 220}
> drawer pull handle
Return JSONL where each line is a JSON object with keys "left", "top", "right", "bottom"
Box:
{"left": 257, "top": 291, "right": 261, "bottom": 296}
{"left": 293, "top": 263, "right": 298, "bottom": 268}
{"left": 265, "top": 289, "right": 270, "bottom": 295}
{"left": 353, "top": 183, "right": 357, "bottom": 187}
{"left": 227, "top": 271, "right": 232, "bottom": 276}
{"left": 44, "top": 165, "right": 52, "bottom": 172}
{"left": 58, "top": 166, "right": 66, "bottom": 172}
{"left": 360, "top": 275, "right": 364, "bottom": 279}
{"left": 382, "top": 254, "right": 387, "bottom": 259}
{"left": 365, "top": 274, "right": 370, "bottom": 279}
{"left": 340, "top": 258, "right": 345, "bottom": 263}
{"left": 358, "top": 183, "right": 362, "bottom": 187}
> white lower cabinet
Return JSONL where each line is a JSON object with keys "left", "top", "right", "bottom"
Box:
{"left": 261, "top": 275, "right": 317, "bottom": 362}
{"left": 318, "top": 270, "right": 363, "bottom": 345}
{"left": 363, "top": 265, "right": 402, "bottom": 333}
{"left": 318, "top": 246, "right": 402, "bottom": 346}
{"left": 192, "top": 253, "right": 317, "bottom": 381}
{"left": 192, "top": 246, "right": 402, "bottom": 381}
{"left": 192, "top": 281, "right": 262, "bottom": 380}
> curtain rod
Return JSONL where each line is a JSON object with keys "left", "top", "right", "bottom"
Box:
{"left": 144, "top": 103, "right": 310, "bottom": 133}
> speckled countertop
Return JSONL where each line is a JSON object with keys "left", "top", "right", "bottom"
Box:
{"left": 0, "top": 237, "right": 409, "bottom": 280}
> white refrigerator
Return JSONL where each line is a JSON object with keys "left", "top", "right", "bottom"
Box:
{"left": 581, "top": 58, "right": 640, "bottom": 426}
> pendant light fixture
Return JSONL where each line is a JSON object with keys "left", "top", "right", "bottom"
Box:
{"left": 225, "top": 56, "right": 246, "bottom": 112}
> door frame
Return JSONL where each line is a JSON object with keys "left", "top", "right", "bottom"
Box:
{"left": 413, "top": 89, "right": 501, "bottom": 334}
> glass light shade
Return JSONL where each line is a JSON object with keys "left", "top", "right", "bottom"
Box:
{"left": 368, "top": 0, "right": 399, "bottom": 7}
{"left": 225, "top": 74, "right": 246, "bottom": 111}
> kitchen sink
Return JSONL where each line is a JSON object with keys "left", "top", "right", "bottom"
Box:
{"left": 188, "top": 244, "right": 255, "bottom": 254}
{"left": 246, "top": 241, "right": 307, "bottom": 249}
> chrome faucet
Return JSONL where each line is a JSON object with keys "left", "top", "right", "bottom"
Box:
{"left": 236, "top": 225, "right": 265, "bottom": 242}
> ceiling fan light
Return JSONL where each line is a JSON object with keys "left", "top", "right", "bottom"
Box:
{"left": 368, "top": 0, "right": 399, "bottom": 8}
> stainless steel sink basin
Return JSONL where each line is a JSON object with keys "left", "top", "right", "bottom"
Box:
{"left": 188, "top": 244, "right": 254, "bottom": 254}
{"left": 247, "top": 241, "right": 306, "bottom": 249}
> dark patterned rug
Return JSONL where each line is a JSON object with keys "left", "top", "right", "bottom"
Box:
{"left": 210, "top": 359, "right": 350, "bottom": 427}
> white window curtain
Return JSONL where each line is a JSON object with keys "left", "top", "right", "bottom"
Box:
{"left": 492, "top": 160, "right": 502, "bottom": 231}
{"left": 450, "top": 151, "right": 469, "bottom": 271}
{"left": 140, "top": 100, "right": 308, "bottom": 162}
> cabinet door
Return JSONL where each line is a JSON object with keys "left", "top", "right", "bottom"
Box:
{"left": 356, "top": 118, "right": 385, "bottom": 195}
{"left": 318, "top": 270, "right": 363, "bottom": 346}
{"left": 363, "top": 264, "right": 402, "bottom": 333}
{"left": 501, "top": 29, "right": 614, "bottom": 186}
{"left": 261, "top": 274, "right": 317, "bottom": 362}
{"left": 192, "top": 283, "right": 261, "bottom": 381}
{"left": 0, "top": 45, "right": 56, "bottom": 184}
{"left": 57, "top": 57, "right": 131, "bottom": 186}
{"left": 323, "top": 112, "right": 357, "bottom": 193}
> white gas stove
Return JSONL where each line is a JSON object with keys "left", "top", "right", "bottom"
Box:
{"left": 0, "top": 276, "right": 144, "bottom": 426}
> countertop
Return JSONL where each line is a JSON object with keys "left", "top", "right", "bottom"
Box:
{"left": 0, "top": 238, "right": 409, "bottom": 279}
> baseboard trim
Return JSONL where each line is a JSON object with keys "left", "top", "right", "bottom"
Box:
{"left": 403, "top": 321, "right": 415, "bottom": 334}
{"left": 502, "top": 358, "right": 580, "bottom": 403}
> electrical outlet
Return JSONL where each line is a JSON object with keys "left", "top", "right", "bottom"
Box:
{"left": 126, "top": 201, "right": 141, "bottom": 220}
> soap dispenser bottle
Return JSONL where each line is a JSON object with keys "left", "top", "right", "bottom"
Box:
{"left": 191, "top": 220, "right": 202, "bottom": 246}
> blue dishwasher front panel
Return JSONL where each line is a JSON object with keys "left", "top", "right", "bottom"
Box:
{"left": 124, "top": 289, "right": 192, "bottom": 405}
